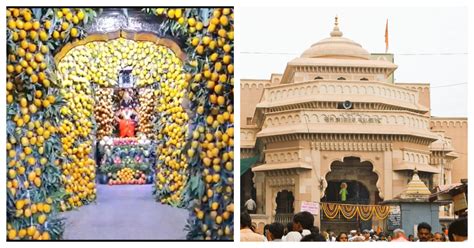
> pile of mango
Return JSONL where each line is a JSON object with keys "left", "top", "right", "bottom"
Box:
{"left": 6, "top": 7, "right": 96, "bottom": 240}
{"left": 150, "top": 8, "right": 234, "bottom": 240}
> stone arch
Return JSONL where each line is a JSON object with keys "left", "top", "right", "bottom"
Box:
{"left": 367, "top": 86, "right": 374, "bottom": 95}
{"left": 276, "top": 117, "right": 282, "bottom": 125}
{"left": 389, "top": 116, "right": 396, "bottom": 124}
{"left": 336, "top": 85, "right": 343, "bottom": 94}
{"left": 343, "top": 85, "right": 351, "bottom": 94}
{"left": 294, "top": 114, "right": 301, "bottom": 122}
{"left": 320, "top": 85, "right": 328, "bottom": 94}
{"left": 328, "top": 85, "right": 335, "bottom": 94}
{"left": 286, "top": 152, "right": 292, "bottom": 162}
{"left": 251, "top": 83, "right": 257, "bottom": 89}
{"left": 305, "top": 85, "right": 311, "bottom": 94}
{"left": 278, "top": 153, "right": 284, "bottom": 162}
{"left": 303, "top": 114, "right": 310, "bottom": 123}
{"left": 398, "top": 115, "right": 405, "bottom": 125}
{"left": 352, "top": 85, "right": 358, "bottom": 94}
{"left": 282, "top": 89, "right": 287, "bottom": 98}
{"left": 275, "top": 190, "right": 295, "bottom": 214}
{"left": 266, "top": 117, "right": 273, "bottom": 127}
{"left": 288, "top": 88, "right": 293, "bottom": 97}
{"left": 321, "top": 156, "right": 383, "bottom": 200}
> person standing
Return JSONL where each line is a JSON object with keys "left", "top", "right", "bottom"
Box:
{"left": 266, "top": 222, "right": 285, "bottom": 241}
{"left": 417, "top": 222, "right": 432, "bottom": 242}
{"left": 433, "top": 232, "right": 446, "bottom": 242}
{"left": 240, "top": 212, "right": 265, "bottom": 242}
{"left": 244, "top": 197, "right": 257, "bottom": 214}
{"left": 284, "top": 211, "right": 320, "bottom": 241}
{"left": 391, "top": 228, "right": 408, "bottom": 242}
{"left": 336, "top": 232, "right": 348, "bottom": 242}
{"left": 448, "top": 217, "right": 467, "bottom": 241}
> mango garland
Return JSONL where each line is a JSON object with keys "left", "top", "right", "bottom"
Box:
{"left": 57, "top": 39, "right": 186, "bottom": 210}
{"left": 6, "top": 7, "right": 96, "bottom": 240}
{"left": 147, "top": 8, "right": 235, "bottom": 240}
{"left": 94, "top": 88, "right": 114, "bottom": 139}
{"left": 7, "top": 7, "right": 234, "bottom": 240}
{"left": 137, "top": 88, "right": 156, "bottom": 138}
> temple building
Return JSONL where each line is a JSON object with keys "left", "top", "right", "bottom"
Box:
{"left": 240, "top": 18, "right": 468, "bottom": 232}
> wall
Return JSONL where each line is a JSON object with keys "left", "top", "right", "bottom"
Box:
{"left": 430, "top": 118, "right": 468, "bottom": 184}
{"left": 240, "top": 79, "right": 270, "bottom": 127}
{"left": 397, "top": 83, "right": 431, "bottom": 117}
{"left": 399, "top": 202, "right": 441, "bottom": 237}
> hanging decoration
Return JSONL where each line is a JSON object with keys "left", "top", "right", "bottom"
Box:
{"left": 340, "top": 203, "right": 358, "bottom": 219}
{"left": 357, "top": 205, "right": 374, "bottom": 221}
{"left": 321, "top": 202, "right": 390, "bottom": 221}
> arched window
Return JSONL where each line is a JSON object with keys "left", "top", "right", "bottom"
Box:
{"left": 337, "top": 77, "right": 346, "bottom": 80}
{"left": 314, "top": 76, "right": 323, "bottom": 80}
{"left": 360, "top": 77, "right": 368, "bottom": 81}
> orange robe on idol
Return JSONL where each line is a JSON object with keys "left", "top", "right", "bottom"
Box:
{"left": 119, "top": 119, "right": 135, "bottom": 137}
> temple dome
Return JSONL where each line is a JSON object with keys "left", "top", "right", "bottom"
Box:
{"left": 301, "top": 17, "right": 370, "bottom": 60}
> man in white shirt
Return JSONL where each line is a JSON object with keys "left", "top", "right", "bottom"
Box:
{"left": 244, "top": 197, "right": 257, "bottom": 214}
{"left": 283, "top": 211, "right": 316, "bottom": 242}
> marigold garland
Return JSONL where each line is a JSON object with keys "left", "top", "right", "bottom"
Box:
{"left": 322, "top": 203, "right": 340, "bottom": 219}
{"left": 340, "top": 204, "right": 358, "bottom": 219}
{"left": 321, "top": 203, "right": 391, "bottom": 221}
{"left": 357, "top": 205, "right": 375, "bottom": 221}
{"left": 374, "top": 205, "right": 390, "bottom": 219}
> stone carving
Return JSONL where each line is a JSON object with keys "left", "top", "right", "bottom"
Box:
{"left": 265, "top": 150, "right": 300, "bottom": 163}
{"left": 265, "top": 81, "right": 418, "bottom": 108}
{"left": 263, "top": 110, "right": 430, "bottom": 131}
{"left": 269, "top": 177, "right": 296, "bottom": 187}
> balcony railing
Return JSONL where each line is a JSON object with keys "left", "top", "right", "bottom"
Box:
{"left": 274, "top": 213, "right": 294, "bottom": 225}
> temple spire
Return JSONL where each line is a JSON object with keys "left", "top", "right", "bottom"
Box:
{"left": 400, "top": 168, "right": 431, "bottom": 199}
{"left": 330, "top": 15, "right": 343, "bottom": 37}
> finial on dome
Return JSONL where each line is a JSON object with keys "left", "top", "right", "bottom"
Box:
{"left": 330, "top": 15, "right": 343, "bottom": 37}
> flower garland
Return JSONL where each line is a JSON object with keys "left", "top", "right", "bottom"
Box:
{"left": 321, "top": 202, "right": 391, "bottom": 221}
{"left": 357, "top": 205, "right": 374, "bottom": 221}
{"left": 340, "top": 204, "right": 358, "bottom": 219}
{"left": 322, "top": 203, "right": 340, "bottom": 219}
{"left": 374, "top": 205, "right": 390, "bottom": 219}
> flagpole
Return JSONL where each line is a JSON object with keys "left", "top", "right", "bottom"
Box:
{"left": 385, "top": 19, "right": 389, "bottom": 53}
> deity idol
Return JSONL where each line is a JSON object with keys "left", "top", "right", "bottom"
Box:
{"left": 116, "top": 108, "right": 138, "bottom": 138}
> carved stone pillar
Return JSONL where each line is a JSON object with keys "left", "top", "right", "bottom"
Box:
{"left": 383, "top": 150, "right": 393, "bottom": 199}
{"left": 309, "top": 142, "right": 322, "bottom": 228}
{"left": 254, "top": 171, "right": 265, "bottom": 214}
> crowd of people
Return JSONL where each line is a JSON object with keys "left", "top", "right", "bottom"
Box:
{"left": 241, "top": 211, "right": 468, "bottom": 242}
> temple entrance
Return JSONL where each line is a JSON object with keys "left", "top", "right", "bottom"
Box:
{"left": 274, "top": 190, "right": 295, "bottom": 225}
{"left": 276, "top": 190, "right": 295, "bottom": 214}
{"left": 240, "top": 170, "right": 256, "bottom": 210}
{"left": 321, "top": 157, "right": 381, "bottom": 233}
{"left": 323, "top": 181, "right": 370, "bottom": 204}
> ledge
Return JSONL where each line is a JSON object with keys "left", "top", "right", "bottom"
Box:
{"left": 252, "top": 161, "right": 312, "bottom": 172}
{"left": 392, "top": 162, "right": 439, "bottom": 174}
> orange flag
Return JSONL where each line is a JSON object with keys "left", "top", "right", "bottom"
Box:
{"left": 385, "top": 19, "right": 389, "bottom": 53}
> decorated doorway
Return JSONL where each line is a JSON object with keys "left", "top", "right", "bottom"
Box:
{"left": 6, "top": 7, "right": 234, "bottom": 240}
{"left": 320, "top": 157, "right": 381, "bottom": 233}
